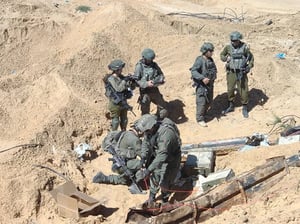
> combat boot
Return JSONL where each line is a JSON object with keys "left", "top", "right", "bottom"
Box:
{"left": 92, "top": 172, "right": 110, "bottom": 183}
{"left": 222, "top": 101, "right": 234, "bottom": 115}
{"left": 242, "top": 105, "right": 249, "bottom": 118}
{"left": 142, "top": 192, "right": 156, "bottom": 209}
{"left": 161, "top": 191, "right": 171, "bottom": 203}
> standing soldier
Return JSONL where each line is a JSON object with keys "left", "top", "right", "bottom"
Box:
{"left": 134, "top": 114, "right": 182, "bottom": 207}
{"left": 103, "top": 59, "right": 135, "bottom": 131}
{"left": 133, "top": 48, "right": 168, "bottom": 119}
{"left": 220, "top": 31, "right": 254, "bottom": 118}
{"left": 190, "top": 42, "right": 217, "bottom": 127}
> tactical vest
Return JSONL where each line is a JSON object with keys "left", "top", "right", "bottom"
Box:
{"left": 228, "top": 43, "right": 247, "bottom": 70}
{"left": 103, "top": 74, "right": 130, "bottom": 104}
{"left": 115, "top": 131, "right": 139, "bottom": 159}
{"left": 102, "top": 130, "right": 138, "bottom": 160}
{"left": 151, "top": 118, "right": 182, "bottom": 155}
{"left": 200, "top": 56, "right": 217, "bottom": 80}
{"left": 137, "top": 61, "right": 164, "bottom": 86}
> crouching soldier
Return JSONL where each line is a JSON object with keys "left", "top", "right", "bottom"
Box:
{"left": 134, "top": 114, "right": 182, "bottom": 206}
{"left": 92, "top": 125, "right": 144, "bottom": 186}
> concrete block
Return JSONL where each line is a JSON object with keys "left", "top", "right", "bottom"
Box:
{"left": 185, "top": 151, "right": 215, "bottom": 176}
{"left": 201, "top": 168, "right": 235, "bottom": 192}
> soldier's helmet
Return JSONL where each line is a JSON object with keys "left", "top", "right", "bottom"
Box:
{"left": 108, "top": 59, "right": 125, "bottom": 71}
{"left": 230, "top": 31, "right": 243, "bottom": 41}
{"left": 134, "top": 114, "right": 157, "bottom": 133}
{"left": 200, "top": 42, "right": 214, "bottom": 54}
{"left": 142, "top": 48, "right": 156, "bottom": 60}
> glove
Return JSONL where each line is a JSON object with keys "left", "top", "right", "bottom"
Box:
{"left": 137, "top": 158, "right": 146, "bottom": 169}
{"left": 124, "top": 75, "right": 134, "bottom": 82}
{"left": 243, "top": 66, "right": 251, "bottom": 74}
{"left": 135, "top": 169, "right": 150, "bottom": 182}
{"left": 226, "top": 56, "right": 231, "bottom": 62}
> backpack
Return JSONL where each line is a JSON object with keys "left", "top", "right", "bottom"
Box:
{"left": 102, "top": 74, "right": 122, "bottom": 104}
{"left": 101, "top": 130, "right": 124, "bottom": 152}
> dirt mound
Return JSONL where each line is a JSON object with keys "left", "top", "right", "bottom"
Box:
{"left": 1, "top": 0, "right": 300, "bottom": 223}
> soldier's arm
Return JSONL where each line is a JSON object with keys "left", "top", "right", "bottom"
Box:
{"left": 108, "top": 76, "right": 127, "bottom": 92}
{"left": 220, "top": 45, "right": 230, "bottom": 62}
{"left": 190, "top": 56, "right": 205, "bottom": 81}
{"left": 131, "top": 136, "right": 142, "bottom": 158}
{"left": 147, "top": 130, "right": 170, "bottom": 172}
{"left": 133, "top": 63, "right": 148, "bottom": 88}
{"left": 154, "top": 62, "right": 165, "bottom": 83}
{"left": 140, "top": 135, "right": 151, "bottom": 161}
{"left": 246, "top": 47, "right": 254, "bottom": 68}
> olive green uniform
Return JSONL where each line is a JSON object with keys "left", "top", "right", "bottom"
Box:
{"left": 96, "top": 130, "right": 142, "bottom": 185}
{"left": 133, "top": 59, "right": 168, "bottom": 116}
{"left": 190, "top": 56, "right": 217, "bottom": 122}
{"left": 220, "top": 42, "right": 254, "bottom": 105}
{"left": 141, "top": 118, "right": 181, "bottom": 202}
{"left": 107, "top": 75, "right": 132, "bottom": 130}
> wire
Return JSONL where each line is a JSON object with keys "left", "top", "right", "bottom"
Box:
{"left": 0, "top": 143, "right": 41, "bottom": 154}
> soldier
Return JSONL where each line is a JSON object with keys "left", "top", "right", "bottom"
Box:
{"left": 92, "top": 125, "right": 144, "bottom": 185}
{"left": 103, "top": 59, "right": 135, "bottom": 131}
{"left": 134, "top": 114, "right": 182, "bottom": 206}
{"left": 220, "top": 31, "right": 254, "bottom": 118}
{"left": 133, "top": 48, "right": 168, "bottom": 119}
{"left": 190, "top": 42, "right": 217, "bottom": 127}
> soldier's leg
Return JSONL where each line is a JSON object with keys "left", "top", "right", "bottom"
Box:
{"left": 239, "top": 75, "right": 249, "bottom": 118}
{"left": 140, "top": 93, "right": 151, "bottom": 115}
{"left": 148, "top": 170, "right": 161, "bottom": 203}
{"left": 150, "top": 89, "right": 169, "bottom": 119}
{"left": 160, "top": 159, "right": 181, "bottom": 202}
{"left": 93, "top": 172, "right": 128, "bottom": 185}
{"left": 108, "top": 101, "right": 121, "bottom": 131}
{"left": 239, "top": 75, "right": 249, "bottom": 105}
{"left": 196, "top": 87, "right": 207, "bottom": 126}
{"left": 207, "top": 84, "right": 214, "bottom": 108}
{"left": 223, "top": 72, "right": 236, "bottom": 114}
{"left": 227, "top": 72, "right": 237, "bottom": 102}
{"left": 119, "top": 108, "right": 128, "bottom": 131}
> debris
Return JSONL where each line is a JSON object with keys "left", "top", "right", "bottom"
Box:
{"left": 0, "top": 143, "right": 42, "bottom": 154}
{"left": 278, "top": 135, "right": 300, "bottom": 145}
{"left": 50, "top": 181, "right": 103, "bottom": 219}
{"left": 265, "top": 19, "right": 273, "bottom": 25}
{"left": 275, "top": 53, "right": 286, "bottom": 59}
{"left": 74, "top": 143, "right": 91, "bottom": 160}
{"left": 76, "top": 5, "right": 92, "bottom": 13}
{"left": 126, "top": 153, "right": 300, "bottom": 223}
{"left": 33, "top": 164, "right": 70, "bottom": 181}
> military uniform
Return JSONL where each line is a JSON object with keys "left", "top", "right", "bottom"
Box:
{"left": 133, "top": 49, "right": 168, "bottom": 117}
{"left": 107, "top": 75, "right": 132, "bottom": 130}
{"left": 104, "top": 59, "right": 134, "bottom": 131}
{"left": 190, "top": 49, "right": 217, "bottom": 124}
{"left": 140, "top": 117, "right": 182, "bottom": 202}
{"left": 220, "top": 32, "right": 254, "bottom": 117}
{"left": 93, "top": 130, "right": 142, "bottom": 185}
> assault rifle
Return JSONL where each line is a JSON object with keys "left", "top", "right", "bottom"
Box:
{"left": 106, "top": 145, "right": 145, "bottom": 194}
{"left": 237, "top": 54, "right": 250, "bottom": 81}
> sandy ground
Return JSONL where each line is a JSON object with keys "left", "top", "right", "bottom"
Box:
{"left": 0, "top": 0, "right": 300, "bottom": 223}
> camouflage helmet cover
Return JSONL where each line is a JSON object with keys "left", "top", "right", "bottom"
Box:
{"left": 200, "top": 42, "right": 214, "bottom": 54}
{"left": 108, "top": 59, "right": 125, "bottom": 71}
{"left": 134, "top": 114, "right": 157, "bottom": 132}
{"left": 142, "top": 48, "right": 156, "bottom": 60}
{"left": 230, "top": 31, "right": 243, "bottom": 41}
